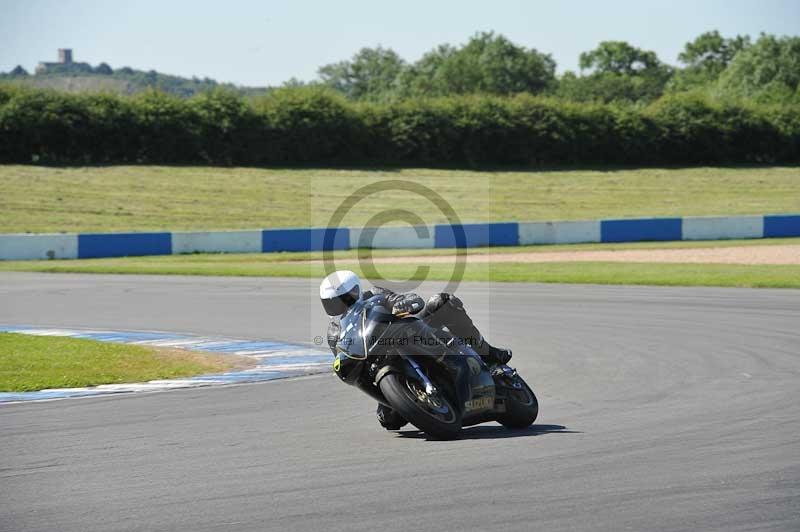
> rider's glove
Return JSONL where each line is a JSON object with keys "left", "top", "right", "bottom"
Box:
{"left": 391, "top": 294, "right": 425, "bottom": 317}
{"left": 326, "top": 320, "right": 340, "bottom": 352}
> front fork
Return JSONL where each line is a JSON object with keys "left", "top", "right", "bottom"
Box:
{"left": 403, "top": 355, "right": 438, "bottom": 396}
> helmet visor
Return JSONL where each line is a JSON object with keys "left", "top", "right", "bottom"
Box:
{"left": 321, "top": 286, "right": 360, "bottom": 316}
{"left": 322, "top": 296, "right": 347, "bottom": 317}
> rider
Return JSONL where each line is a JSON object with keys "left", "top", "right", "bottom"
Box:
{"left": 320, "top": 270, "right": 512, "bottom": 430}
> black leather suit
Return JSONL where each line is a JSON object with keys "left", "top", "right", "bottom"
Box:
{"left": 326, "top": 286, "right": 510, "bottom": 430}
{"left": 326, "top": 287, "right": 503, "bottom": 363}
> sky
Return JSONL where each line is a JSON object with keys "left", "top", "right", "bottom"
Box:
{"left": 2, "top": 0, "right": 799, "bottom": 87}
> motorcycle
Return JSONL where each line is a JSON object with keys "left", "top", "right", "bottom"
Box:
{"left": 331, "top": 292, "right": 538, "bottom": 439}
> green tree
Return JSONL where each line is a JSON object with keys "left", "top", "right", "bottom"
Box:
{"left": 717, "top": 33, "right": 800, "bottom": 102}
{"left": 282, "top": 77, "right": 310, "bottom": 88}
{"left": 668, "top": 31, "right": 751, "bottom": 92}
{"left": 678, "top": 30, "right": 750, "bottom": 76}
{"left": 94, "top": 62, "right": 113, "bottom": 75}
{"left": 318, "top": 46, "right": 405, "bottom": 100}
{"left": 579, "top": 41, "right": 662, "bottom": 75}
{"left": 394, "top": 44, "right": 456, "bottom": 97}
{"left": 562, "top": 41, "right": 671, "bottom": 103}
{"left": 398, "top": 32, "right": 556, "bottom": 97}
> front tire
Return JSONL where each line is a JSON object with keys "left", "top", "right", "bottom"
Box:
{"left": 497, "top": 375, "right": 538, "bottom": 429}
{"left": 379, "top": 373, "right": 462, "bottom": 440}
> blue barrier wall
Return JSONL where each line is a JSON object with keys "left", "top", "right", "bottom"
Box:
{"left": 3, "top": 214, "right": 797, "bottom": 260}
{"left": 435, "top": 223, "right": 518, "bottom": 248}
{"left": 601, "top": 218, "right": 683, "bottom": 243}
{"left": 78, "top": 232, "right": 172, "bottom": 258}
{"left": 763, "top": 215, "right": 800, "bottom": 238}
{"left": 262, "top": 227, "right": 350, "bottom": 252}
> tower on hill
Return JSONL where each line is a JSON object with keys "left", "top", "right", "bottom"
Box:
{"left": 58, "top": 49, "right": 73, "bottom": 64}
{"left": 36, "top": 48, "right": 90, "bottom": 74}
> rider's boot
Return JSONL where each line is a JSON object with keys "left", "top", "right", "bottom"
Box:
{"left": 474, "top": 339, "right": 513, "bottom": 366}
{"left": 376, "top": 403, "right": 408, "bottom": 430}
{"left": 488, "top": 344, "right": 513, "bottom": 365}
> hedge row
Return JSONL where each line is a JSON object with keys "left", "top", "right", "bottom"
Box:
{"left": 0, "top": 85, "right": 798, "bottom": 165}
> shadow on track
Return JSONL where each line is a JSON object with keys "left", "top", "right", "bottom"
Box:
{"left": 396, "top": 424, "right": 579, "bottom": 440}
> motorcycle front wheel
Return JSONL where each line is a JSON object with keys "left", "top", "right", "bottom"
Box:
{"left": 379, "top": 373, "right": 462, "bottom": 440}
{"left": 497, "top": 375, "right": 539, "bottom": 429}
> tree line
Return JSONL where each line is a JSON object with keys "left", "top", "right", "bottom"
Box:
{"left": 309, "top": 31, "right": 800, "bottom": 105}
{"left": 2, "top": 30, "right": 798, "bottom": 104}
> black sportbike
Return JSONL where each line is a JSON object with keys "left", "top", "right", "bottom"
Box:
{"left": 331, "top": 293, "right": 538, "bottom": 439}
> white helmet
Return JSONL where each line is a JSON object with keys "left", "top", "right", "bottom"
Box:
{"left": 319, "top": 270, "right": 362, "bottom": 316}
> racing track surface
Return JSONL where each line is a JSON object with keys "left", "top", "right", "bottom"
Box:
{"left": 1, "top": 272, "right": 799, "bottom": 531}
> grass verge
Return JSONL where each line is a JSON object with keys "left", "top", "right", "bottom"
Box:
{"left": 0, "top": 239, "right": 798, "bottom": 288}
{"left": 1, "top": 165, "right": 798, "bottom": 233}
{"left": 0, "top": 333, "right": 255, "bottom": 392}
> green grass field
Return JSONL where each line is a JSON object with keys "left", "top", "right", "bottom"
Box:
{"left": 2, "top": 165, "right": 798, "bottom": 288}
{"left": 1, "top": 165, "right": 798, "bottom": 233}
{"left": 1, "top": 238, "right": 798, "bottom": 288}
{"left": 0, "top": 332, "right": 253, "bottom": 392}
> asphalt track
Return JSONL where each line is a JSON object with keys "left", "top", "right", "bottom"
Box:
{"left": 1, "top": 272, "right": 799, "bottom": 532}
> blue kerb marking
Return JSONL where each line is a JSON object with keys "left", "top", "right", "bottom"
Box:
{"left": 262, "top": 227, "right": 350, "bottom": 252}
{"left": 763, "top": 215, "right": 800, "bottom": 238}
{"left": 0, "top": 325, "right": 35, "bottom": 332}
{"left": 71, "top": 331, "right": 177, "bottom": 342}
{"left": 601, "top": 218, "right": 682, "bottom": 243}
{"left": 201, "top": 342, "right": 307, "bottom": 353}
{"left": 0, "top": 327, "right": 331, "bottom": 404}
{"left": 0, "top": 390, "right": 116, "bottom": 402}
{"left": 434, "top": 223, "right": 518, "bottom": 248}
{"left": 78, "top": 232, "right": 172, "bottom": 258}
{"left": 85, "top": 331, "right": 178, "bottom": 341}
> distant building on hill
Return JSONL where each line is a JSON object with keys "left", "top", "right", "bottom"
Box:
{"left": 36, "top": 48, "right": 92, "bottom": 74}
{"left": 59, "top": 48, "right": 72, "bottom": 64}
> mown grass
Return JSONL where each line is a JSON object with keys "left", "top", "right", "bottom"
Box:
{"left": 1, "top": 238, "right": 798, "bottom": 288}
{"left": 0, "top": 332, "right": 254, "bottom": 392}
{"left": 0, "top": 165, "right": 798, "bottom": 233}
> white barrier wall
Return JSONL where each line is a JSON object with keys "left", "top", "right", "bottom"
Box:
{"left": 0, "top": 214, "right": 795, "bottom": 260}
{"left": 518, "top": 221, "right": 601, "bottom": 245}
{"left": 349, "top": 225, "right": 435, "bottom": 249}
{"left": 171, "top": 231, "right": 262, "bottom": 254}
{"left": 682, "top": 216, "right": 763, "bottom": 241}
{"left": 0, "top": 234, "right": 78, "bottom": 260}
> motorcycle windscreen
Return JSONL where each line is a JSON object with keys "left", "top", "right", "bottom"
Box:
{"left": 336, "top": 303, "right": 368, "bottom": 360}
{"left": 338, "top": 303, "right": 396, "bottom": 359}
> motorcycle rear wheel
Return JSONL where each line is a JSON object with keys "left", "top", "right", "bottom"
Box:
{"left": 379, "top": 373, "right": 462, "bottom": 440}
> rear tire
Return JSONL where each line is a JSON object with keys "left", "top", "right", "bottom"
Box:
{"left": 497, "top": 376, "right": 538, "bottom": 429}
{"left": 379, "top": 373, "right": 462, "bottom": 440}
